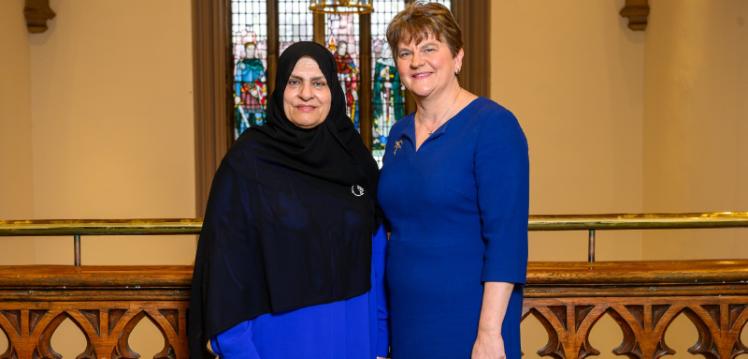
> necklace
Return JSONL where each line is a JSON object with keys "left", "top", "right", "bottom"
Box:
{"left": 417, "top": 88, "right": 462, "bottom": 136}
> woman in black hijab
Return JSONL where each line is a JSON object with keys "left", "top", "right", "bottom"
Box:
{"left": 189, "top": 42, "right": 389, "bottom": 359}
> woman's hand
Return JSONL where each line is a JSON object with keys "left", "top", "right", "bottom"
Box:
{"left": 473, "top": 282, "right": 513, "bottom": 358}
{"left": 471, "top": 328, "right": 505, "bottom": 359}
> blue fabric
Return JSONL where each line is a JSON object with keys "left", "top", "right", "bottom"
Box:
{"left": 212, "top": 227, "right": 389, "bottom": 359}
{"left": 378, "top": 97, "right": 529, "bottom": 359}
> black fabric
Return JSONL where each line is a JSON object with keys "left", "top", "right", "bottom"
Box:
{"left": 188, "top": 42, "right": 380, "bottom": 358}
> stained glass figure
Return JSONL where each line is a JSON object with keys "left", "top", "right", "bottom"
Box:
{"left": 371, "top": 0, "right": 407, "bottom": 165}
{"left": 326, "top": 14, "right": 361, "bottom": 131}
{"left": 372, "top": 42, "right": 404, "bottom": 153}
{"left": 231, "top": 0, "right": 268, "bottom": 139}
{"left": 234, "top": 40, "right": 268, "bottom": 136}
{"left": 329, "top": 37, "right": 360, "bottom": 129}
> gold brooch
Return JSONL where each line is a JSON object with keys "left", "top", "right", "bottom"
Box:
{"left": 393, "top": 139, "right": 403, "bottom": 156}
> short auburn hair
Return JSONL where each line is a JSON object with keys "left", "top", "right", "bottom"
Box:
{"left": 386, "top": 2, "right": 463, "bottom": 56}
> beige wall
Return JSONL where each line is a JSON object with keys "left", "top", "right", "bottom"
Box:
{"left": 641, "top": 0, "right": 748, "bottom": 351}
{"left": 27, "top": 0, "right": 197, "bottom": 266}
{"left": 1, "top": 0, "right": 195, "bottom": 355}
{"left": 0, "top": 0, "right": 35, "bottom": 264}
{"left": 642, "top": 0, "right": 748, "bottom": 260}
{"left": 490, "top": 0, "right": 646, "bottom": 353}
{"left": 491, "top": 0, "right": 748, "bottom": 354}
{"left": 490, "top": 0, "right": 646, "bottom": 263}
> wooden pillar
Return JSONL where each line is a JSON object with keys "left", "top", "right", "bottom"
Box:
{"left": 267, "top": 0, "right": 279, "bottom": 92}
{"left": 451, "top": 0, "right": 490, "bottom": 98}
{"left": 358, "top": 14, "right": 372, "bottom": 149}
{"left": 313, "top": 13, "right": 326, "bottom": 46}
{"left": 192, "top": 0, "right": 232, "bottom": 217}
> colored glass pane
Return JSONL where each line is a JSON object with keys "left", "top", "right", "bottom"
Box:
{"left": 231, "top": 0, "right": 269, "bottom": 139}
{"left": 371, "top": 0, "right": 406, "bottom": 166}
{"left": 230, "top": 0, "right": 451, "bottom": 164}
{"left": 325, "top": 14, "right": 361, "bottom": 132}
{"left": 279, "top": 0, "right": 314, "bottom": 54}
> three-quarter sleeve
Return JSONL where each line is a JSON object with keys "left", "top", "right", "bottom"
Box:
{"left": 474, "top": 109, "right": 529, "bottom": 284}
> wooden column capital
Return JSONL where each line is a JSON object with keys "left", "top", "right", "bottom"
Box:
{"left": 620, "top": 0, "right": 650, "bottom": 31}
{"left": 24, "top": 0, "right": 56, "bottom": 34}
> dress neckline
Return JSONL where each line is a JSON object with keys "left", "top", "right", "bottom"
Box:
{"left": 406, "top": 96, "right": 484, "bottom": 152}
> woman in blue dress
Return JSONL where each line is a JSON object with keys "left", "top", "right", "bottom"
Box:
{"left": 189, "top": 42, "right": 389, "bottom": 359}
{"left": 379, "top": 3, "right": 529, "bottom": 358}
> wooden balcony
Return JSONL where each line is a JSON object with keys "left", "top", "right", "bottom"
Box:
{"left": 1, "top": 213, "right": 747, "bottom": 358}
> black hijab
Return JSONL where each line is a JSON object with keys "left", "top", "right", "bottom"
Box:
{"left": 189, "top": 42, "right": 380, "bottom": 358}
{"left": 251, "top": 42, "right": 377, "bottom": 187}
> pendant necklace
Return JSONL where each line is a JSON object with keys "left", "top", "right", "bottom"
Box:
{"left": 419, "top": 88, "right": 462, "bottom": 136}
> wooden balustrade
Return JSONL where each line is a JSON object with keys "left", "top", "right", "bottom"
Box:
{"left": 0, "top": 266, "right": 190, "bottom": 359}
{"left": 0, "top": 260, "right": 746, "bottom": 358}
{"left": 525, "top": 260, "right": 748, "bottom": 358}
{"left": 1, "top": 215, "right": 746, "bottom": 357}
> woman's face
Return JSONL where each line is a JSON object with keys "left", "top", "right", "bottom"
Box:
{"left": 395, "top": 35, "right": 463, "bottom": 98}
{"left": 283, "top": 56, "right": 332, "bottom": 129}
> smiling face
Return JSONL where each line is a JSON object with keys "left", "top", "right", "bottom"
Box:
{"left": 283, "top": 56, "right": 332, "bottom": 129}
{"left": 395, "top": 34, "right": 463, "bottom": 99}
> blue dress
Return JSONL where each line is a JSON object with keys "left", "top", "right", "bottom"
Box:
{"left": 378, "top": 97, "right": 529, "bottom": 358}
{"left": 211, "top": 227, "right": 389, "bottom": 359}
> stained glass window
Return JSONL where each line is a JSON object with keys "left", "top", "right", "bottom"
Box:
{"left": 279, "top": 0, "right": 314, "bottom": 54}
{"left": 231, "top": 0, "right": 269, "bottom": 139}
{"left": 371, "top": 0, "right": 406, "bottom": 166}
{"left": 325, "top": 14, "right": 362, "bottom": 131}
{"left": 230, "top": 0, "right": 450, "bottom": 164}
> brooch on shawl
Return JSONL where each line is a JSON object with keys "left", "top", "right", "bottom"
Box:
{"left": 351, "top": 185, "right": 365, "bottom": 197}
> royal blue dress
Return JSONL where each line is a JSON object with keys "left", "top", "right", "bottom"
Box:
{"left": 378, "top": 97, "right": 529, "bottom": 359}
{"left": 211, "top": 227, "right": 389, "bottom": 359}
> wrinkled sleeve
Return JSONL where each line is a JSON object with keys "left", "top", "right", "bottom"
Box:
{"left": 475, "top": 109, "right": 529, "bottom": 284}
{"left": 211, "top": 320, "right": 261, "bottom": 359}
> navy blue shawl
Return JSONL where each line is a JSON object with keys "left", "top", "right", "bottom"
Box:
{"left": 188, "top": 42, "right": 379, "bottom": 358}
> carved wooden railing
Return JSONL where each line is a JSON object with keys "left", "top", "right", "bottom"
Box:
{"left": 1, "top": 212, "right": 747, "bottom": 358}
{"left": 526, "top": 260, "right": 748, "bottom": 358}
{"left": 0, "top": 266, "right": 190, "bottom": 359}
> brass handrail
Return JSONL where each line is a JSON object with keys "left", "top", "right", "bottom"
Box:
{"left": 0, "top": 218, "right": 203, "bottom": 236}
{"left": 528, "top": 212, "right": 748, "bottom": 230}
{"left": 2, "top": 212, "right": 747, "bottom": 265}
{"left": 1, "top": 212, "right": 747, "bottom": 236}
